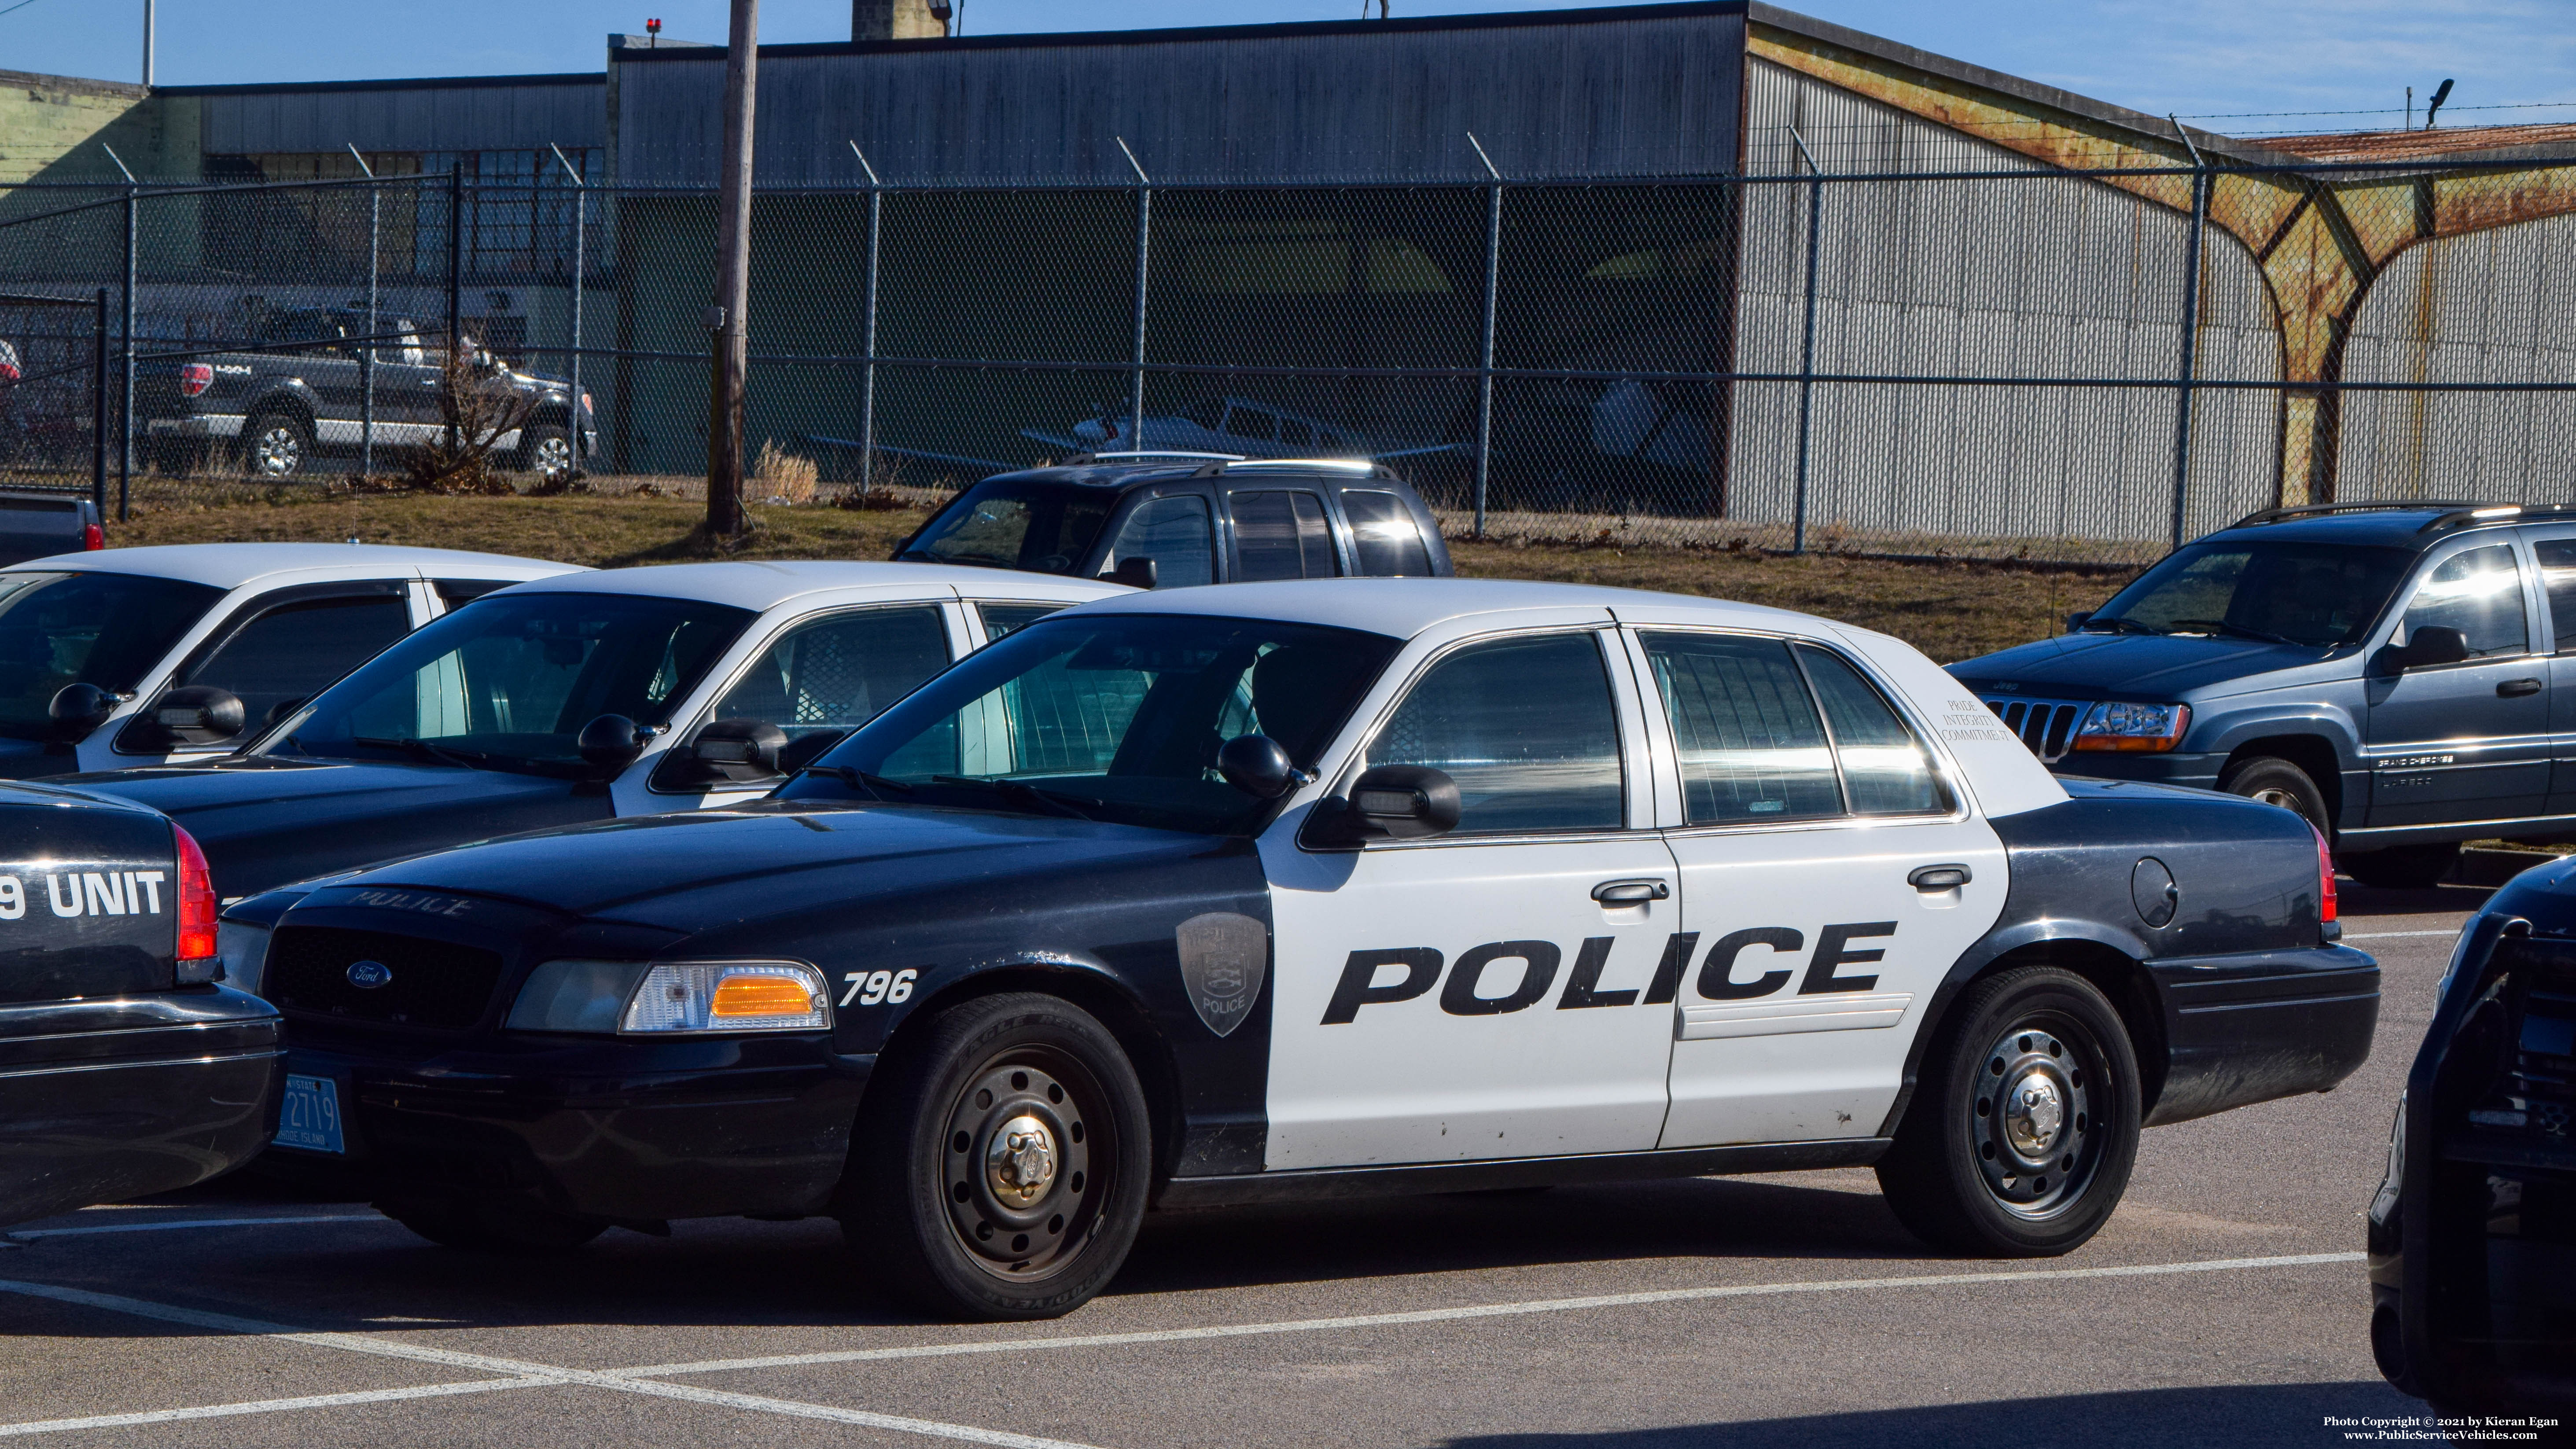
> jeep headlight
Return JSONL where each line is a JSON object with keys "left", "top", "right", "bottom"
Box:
{"left": 2071, "top": 701, "right": 2190, "bottom": 752}
{"left": 504, "top": 959, "right": 830, "bottom": 1035}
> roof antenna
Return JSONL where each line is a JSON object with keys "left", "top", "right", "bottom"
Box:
{"left": 2424, "top": 78, "right": 2454, "bottom": 129}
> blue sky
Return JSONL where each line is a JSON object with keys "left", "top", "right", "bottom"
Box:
{"left": 14, "top": 0, "right": 2573, "bottom": 134}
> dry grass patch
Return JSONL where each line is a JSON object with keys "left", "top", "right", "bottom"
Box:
{"left": 104, "top": 496, "right": 2137, "bottom": 663}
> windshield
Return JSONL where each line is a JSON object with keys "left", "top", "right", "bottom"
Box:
{"left": 270, "top": 592, "right": 753, "bottom": 772}
{"left": 899, "top": 482, "right": 1117, "bottom": 575}
{"left": 779, "top": 612, "right": 1402, "bottom": 835}
{"left": 0, "top": 571, "right": 224, "bottom": 742}
{"left": 2084, "top": 541, "right": 2414, "bottom": 648}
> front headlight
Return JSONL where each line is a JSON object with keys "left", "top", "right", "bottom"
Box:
{"left": 503, "top": 959, "right": 831, "bottom": 1035}
{"left": 2071, "top": 701, "right": 2190, "bottom": 752}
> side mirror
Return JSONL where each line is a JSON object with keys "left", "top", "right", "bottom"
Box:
{"left": 1106, "top": 556, "right": 1158, "bottom": 590}
{"left": 1217, "top": 734, "right": 1304, "bottom": 799}
{"left": 2064, "top": 612, "right": 2092, "bottom": 634}
{"left": 687, "top": 717, "right": 788, "bottom": 782}
{"left": 576, "top": 713, "right": 648, "bottom": 771}
{"left": 1306, "top": 765, "right": 1462, "bottom": 847}
{"left": 47, "top": 682, "right": 114, "bottom": 741}
{"left": 146, "top": 686, "right": 248, "bottom": 747}
{"left": 2387, "top": 625, "right": 2471, "bottom": 673}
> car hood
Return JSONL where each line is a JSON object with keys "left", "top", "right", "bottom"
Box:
{"left": 333, "top": 801, "right": 1229, "bottom": 938}
{"left": 1949, "top": 632, "right": 2337, "bottom": 699}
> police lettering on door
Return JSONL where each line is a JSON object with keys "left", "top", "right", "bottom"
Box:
{"left": 0, "top": 872, "right": 168, "bottom": 921}
{"left": 1321, "top": 922, "right": 1898, "bottom": 1022}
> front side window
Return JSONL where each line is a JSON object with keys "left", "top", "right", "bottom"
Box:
{"left": 1343, "top": 490, "right": 1434, "bottom": 578}
{"left": 2402, "top": 544, "right": 2528, "bottom": 659}
{"left": 1642, "top": 632, "right": 1840, "bottom": 825}
{"left": 0, "top": 571, "right": 223, "bottom": 742}
{"left": 1232, "top": 491, "right": 1340, "bottom": 582}
{"left": 899, "top": 482, "right": 1115, "bottom": 576}
{"left": 2086, "top": 541, "right": 2413, "bottom": 647}
{"left": 710, "top": 605, "right": 950, "bottom": 742}
{"left": 273, "top": 592, "right": 752, "bottom": 774}
{"left": 157, "top": 592, "right": 411, "bottom": 743}
{"left": 1365, "top": 633, "right": 1624, "bottom": 834}
{"left": 1102, "top": 495, "right": 1215, "bottom": 588}
{"left": 785, "top": 613, "right": 1399, "bottom": 835}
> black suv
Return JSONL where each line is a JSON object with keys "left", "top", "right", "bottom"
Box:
{"left": 1951, "top": 501, "right": 2576, "bottom": 888}
{"left": 894, "top": 453, "right": 1453, "bottom": 587}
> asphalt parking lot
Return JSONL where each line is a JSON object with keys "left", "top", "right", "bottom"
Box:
{"left": 0, "top": 879, "right": 2491, "bottom": 1449}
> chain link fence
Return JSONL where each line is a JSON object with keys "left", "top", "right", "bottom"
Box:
{"left": 0, "top": 153, "right": 2569, "bottom": 565}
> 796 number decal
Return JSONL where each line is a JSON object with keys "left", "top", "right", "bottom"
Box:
{"left": 839, "top": 968, "right": 919, "bottom": 1008}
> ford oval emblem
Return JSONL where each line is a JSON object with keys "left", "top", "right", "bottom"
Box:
{"left": 345, "top": 960, "right": 394, "bottom": 990}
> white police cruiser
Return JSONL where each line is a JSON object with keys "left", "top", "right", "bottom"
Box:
{"left": 221, "top": 579, "right": 2374, "bottom": 1320}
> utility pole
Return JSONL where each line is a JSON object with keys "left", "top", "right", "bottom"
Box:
{"left": 707, "top": 0, "right": 758, "bottom": 537}
{"left": 140, "top": 0, "right": 155, "bottom": 87}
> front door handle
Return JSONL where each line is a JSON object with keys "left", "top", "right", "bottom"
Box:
{"left": 1591, "top": 879, "right": 1670, "bottom": 904}
{"left": 1908, "top": 864, "right": 1973, "bottom": 891}
{"left": 2499, "top": 678, "right": 2543, "bottom": 697}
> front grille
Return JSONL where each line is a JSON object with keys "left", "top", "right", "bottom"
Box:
{"left": 1980, "top": 695, "right": 2090, "bottom": 763}
{"left": 265, "top": 926, "right": 506, "bottom": 1031}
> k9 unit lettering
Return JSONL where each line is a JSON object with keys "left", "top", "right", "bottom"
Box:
{"left": 1321, "top": 924, "right": 1898, "bottom": 1023}
{"left": 0, "top": 872, "right": 168, "bottom": 921}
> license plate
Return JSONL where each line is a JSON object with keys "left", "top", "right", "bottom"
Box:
{"left": 276, "top": 1074, "right": 345, "bottom": 1155}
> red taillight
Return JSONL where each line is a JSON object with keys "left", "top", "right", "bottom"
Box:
{"left": 2313, "top": 824, "right": 2338, "bottom": 927}
{"left": 178, "top": 363, "right": 213, "bottom": 397}
{"left": 80, "top": 522, "right": 103, "bottom": 551}
{"left": 174, "top": 824, "right": 219, "bottom": 966}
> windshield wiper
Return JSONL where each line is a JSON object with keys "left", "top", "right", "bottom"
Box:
{"left": 352, "top": 735, "right": 490, "bottom": 770}
{"left": 931, "top": 774, "right": 1097, "bottom": 821}
{"left": 2076, "top": 615, "right": 2160, "bottom": 636}
{"left": 2157, "top": 618, "right": 2303, "bottom": 646}
{"left": 793, "top": 764, "right": 915, "bottom": 802}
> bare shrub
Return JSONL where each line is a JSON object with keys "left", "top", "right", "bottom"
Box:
{"left": 752, "top": 439, "right": 818, "bottom": 503}
{"left": 393, "top": 346, "right": 536, "bottom": 496}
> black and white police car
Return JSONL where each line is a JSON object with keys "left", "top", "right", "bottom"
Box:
{"left": 71, "top": 562, "right": 1125, "bottom": 901}
{"left": 220, "top": 580, "right": 2374, "bottom": 1320}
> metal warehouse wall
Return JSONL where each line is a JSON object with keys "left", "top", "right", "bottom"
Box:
{"left": 1730, "top": 55, "right": 2282, "bottom": 549}
{"left": 608, "top": 8, "right": 1747, "bottom": 184}
{"left": 2338, "top": 213, "right": 2576, "bottom": 504}
{"left": 188, "top": 77, "right": 604, "bottom": 157}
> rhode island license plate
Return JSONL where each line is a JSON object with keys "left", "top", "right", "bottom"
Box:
{"left": 276, "top": 1073, "right": 345, "bottom": 1155}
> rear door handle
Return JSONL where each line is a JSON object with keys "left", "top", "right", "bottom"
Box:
{"left": 1591, "top": 879, "right": 1670, "bottom": 904}
{"left": 1908, "top": 864, "right": 1973, "bottom": 891}
{"left": 2499, "top": 678, "right": 2543, "bottom": 697}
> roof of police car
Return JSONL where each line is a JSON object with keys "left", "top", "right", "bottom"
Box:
{"left": 7, "top": 542, "right": 583, "bottom": 590}
{"left": 1072, "top": 577, "right": 1827, "bottom": 638}
{"left": 493, "top": 559, "right": 1130, "bottom": 613}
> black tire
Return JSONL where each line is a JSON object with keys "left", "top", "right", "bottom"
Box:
{"left": 376, "top": 1196, "right": 606, "bottom": 1254}
{"left": 2340, "top": 841, "right": 2462, "bottom": 890}
{"left": 842, "top": 992, "right": 1151, "bottom": 1321}
{"left": 517, "top": 423, "right": 575, "bottom": 485}
{"left": 2219, "top": 755, "right": 2330, "bottom": 837}
{"left": 243, "top": 410, "right": 313, "bottom": 478}
{"left": 1875, "top": 966, "right": 2142, "bottom": 1256}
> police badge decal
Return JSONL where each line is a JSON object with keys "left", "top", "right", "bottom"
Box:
{"left": 1175, "top": 912, "right": 1268, "bottom": 1038}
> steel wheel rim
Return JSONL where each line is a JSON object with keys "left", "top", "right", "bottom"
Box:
{"left": 531, "top": 434, "right": 574, "bottom": 480}
{"left": 252, "top": 424, "right": 302, "bottom": 476}
{"left": 938, "top": 1046, "right": 1109, "bottom": 1283}
{"left": 2247, "top": 785, "right": 2304, "bottom": 817}
{"left": 1966, "top": 1013, "right": 2109, "bottom": 1221}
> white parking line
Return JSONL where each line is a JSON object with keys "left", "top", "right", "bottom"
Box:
{"left": 13, "top": 1215, "right": 382, "bottom": 1240}
{"left": 2342, "top": 929, "right": 2460, "bottom": 941}
{"left": 0, "top": 1279, "right": 1100, "bottom": 1449}
{"left": 615, "top": 1250, "right": 2370, "bottom": 1379}
{"left": 0, "top": 1379, "right": 556, "bottom": 1439}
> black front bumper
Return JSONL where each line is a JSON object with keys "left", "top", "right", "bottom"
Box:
{"left": 0, "top": 987, "right": 283, "bottom": 1228}
{"left": 269, "top": 1024, "right": 874, "bottom": 1222}
{"left": 2145, "top": 943, "right": 2378, "bottom": 1126}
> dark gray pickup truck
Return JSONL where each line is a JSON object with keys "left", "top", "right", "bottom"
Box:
{"left": 142, "top": 307, "right": 596, "bottom": 482}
